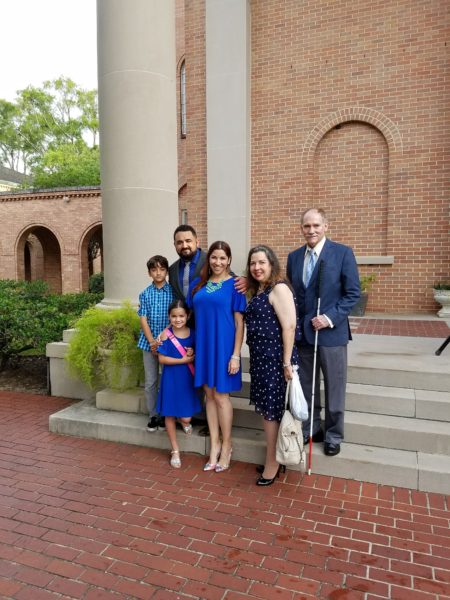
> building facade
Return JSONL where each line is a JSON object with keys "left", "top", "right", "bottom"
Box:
{"left": 0, "top": 0, "right": 448, "bottom": 312}
{"left": 178, "top": 0, "right": 450, "bottom": 314}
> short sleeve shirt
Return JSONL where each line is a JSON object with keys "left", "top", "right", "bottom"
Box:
{"left": 137, "top": 282, "right": 174, "bottom": 351}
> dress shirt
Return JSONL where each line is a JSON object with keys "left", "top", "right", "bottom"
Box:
{"left": 303, "top": 237, "right": 334, "bottom": 328}
{"left": 178, "top": 248, "right": 202, "bottom": 292}
{"left": 137, "top": 281, "right": 174, "bottom": 351}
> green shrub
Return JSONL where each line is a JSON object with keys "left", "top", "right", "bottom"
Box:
{"left": 65, "top": 302, "right": 143, "bottom": 391}
{"left": 88, "top": 272, "right": 104, "bottom": 294}
{"left": 0, "top": 280, "right": 101, "bottom": 370}
{"left": 360, "top": 274, "right": 376, "bottom": 293}
{"left": 433, "top": 282, "right": 450, "bottom": 290}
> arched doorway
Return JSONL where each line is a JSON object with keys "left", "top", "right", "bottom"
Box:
{"left": 16, "top": 227, "right": 62, "bottom": 293}
{"left": 80, "top": 224, "right": 103, "bottom": 291}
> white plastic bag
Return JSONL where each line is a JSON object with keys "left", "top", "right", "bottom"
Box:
{"left": 289, "top": 365, "right": 309, "bottom": 421}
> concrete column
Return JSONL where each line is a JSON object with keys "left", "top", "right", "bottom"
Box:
{"left": 97, "top": 0, "right": 179, "bottom": 306}
{"left": 205, "top": 0, "right": 251, "bottom": 274}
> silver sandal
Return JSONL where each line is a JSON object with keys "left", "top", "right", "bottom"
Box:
{"left": 178, "top": 420, "right": 193, "bottom": 435}
{"left": 170, "top": 450, "right": 181, "bottom": 468}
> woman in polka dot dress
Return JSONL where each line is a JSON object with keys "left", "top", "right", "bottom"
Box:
{"left": 244, "top": 245, "right": 299, "bottom": 486}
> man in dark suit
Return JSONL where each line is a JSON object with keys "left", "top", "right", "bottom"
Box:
{"left": 169, "top": 224, "right": 208, "bottom": 432}
{"left": 169, "top": 225, "right": 206, "bottom": 300}
{"left": 287, "top": 208, "right": 360, "bottom": 456}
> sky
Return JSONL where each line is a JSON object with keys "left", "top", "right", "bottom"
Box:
{"left": 0, "top": 0, "right": 98, "bottom": 102}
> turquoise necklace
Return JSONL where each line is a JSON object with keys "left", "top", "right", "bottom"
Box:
{"left": 206, "top": 278, "right": 227, "bottom": 294}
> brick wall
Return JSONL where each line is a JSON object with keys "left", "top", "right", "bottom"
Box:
{"left": 181, "top": 0, "right": 208, "bottom": 247}
{"left": 246, "top": 0, "right": 450, "bottom": 313}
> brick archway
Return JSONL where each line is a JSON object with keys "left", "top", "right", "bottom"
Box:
{"left": 301, "top": 107, "right": 403, "bottom": 170}
{"left": 16, "top": 225, "right": 63, "bottom": 293}
{"left": 79, "top": 222, "right": 103, "bottom": 291}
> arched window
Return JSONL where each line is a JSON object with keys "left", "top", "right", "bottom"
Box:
{"left": 180, "top": 60, "right": 186, "bottom": 137}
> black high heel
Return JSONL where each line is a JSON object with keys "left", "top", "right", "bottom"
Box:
{"left": 256, "top": 464, "right": 285, "bottom": 474}
{"left": 256, "top": 465, "right": 286, "bottom": 486}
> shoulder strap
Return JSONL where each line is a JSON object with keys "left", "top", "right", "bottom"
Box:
{"left": 285, "top": 379, "right": 291, "bottom": 410}
{"left": 163, "top": 328, "right": 195, "bottom": 376}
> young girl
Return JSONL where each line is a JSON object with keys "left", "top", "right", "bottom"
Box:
{"left": 156, "top": 299, "right": 201, "bottom": 468}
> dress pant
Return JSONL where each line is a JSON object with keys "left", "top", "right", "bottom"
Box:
{"left": 142, "top": 350, "right": 159, "bottom": 418}
{"left": 297, "top": 343, "right": 347, "bottom": 445}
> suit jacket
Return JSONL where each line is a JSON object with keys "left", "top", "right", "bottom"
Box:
{"left": 169, "top": 249, "right": 207, "bottom": 300}
{"left": 287, "top": 239, "right": 360, "bottom": 347}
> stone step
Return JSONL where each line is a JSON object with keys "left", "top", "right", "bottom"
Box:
{"left": 415, "top": 389, "right": 450, "bottom": 422}
{"left": 346, "top": 386, "right": 450, "bottom": 421}
{"left": 48, "top": 400, "right": 450, "bottom": 494}
{"left": 231, "top": 387, "right": 450, "bottom": 428}
{"left": 59, "top": 380, "right": 450, "bottom": 426}
{"left": 232, "top": 384, "right": 418, "bottom": 419}
{"left": 231, "top": 399, "right": 450, "bottom": 454}
{"left": 345, "top": 383, "right": 416, "bottom": 417}
{"left": 49, "top": 399, "right": 208, "bottom": 456}
{"left": 348, "top": 334, "right": 450, "bottom": 392}
{"left": 345, "top": 411, "right": 450, "bottom": 454}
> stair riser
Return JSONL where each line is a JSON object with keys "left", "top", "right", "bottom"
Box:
{"left": 345, "top": 423, "right": 450, "bottom": 454}
{"left": 346, "top": 393, "right": 415, "bottom": 417}
{"left": 232, "top": 411, "right": 450, "bottom": 455}
{"left": 348, "top": 366, "right": 450, "bottom": 393}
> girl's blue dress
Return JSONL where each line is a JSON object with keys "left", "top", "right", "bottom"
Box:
{"left": 190, "top": 277, "right": 246, "bottom": 393}
{"left": 156, "top": 328, "right": 201, "bottom": 418}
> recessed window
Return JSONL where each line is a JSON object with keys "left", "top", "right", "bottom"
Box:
{"left": 180, "top": 60, "right": 186, "bottom": 138}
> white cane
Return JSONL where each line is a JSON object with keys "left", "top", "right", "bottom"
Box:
{"left": 308, "top": 260, "right": 324, "bottom": 476}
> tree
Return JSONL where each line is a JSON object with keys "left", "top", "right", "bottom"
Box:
{"left": 32, "top": 143, "right": 100, "bottom": 188}
{"left": 0, "top": 100, "right": 21, "bottom": 170}
{"left": 0, "top": 77, "right": 100, "bottom": 187}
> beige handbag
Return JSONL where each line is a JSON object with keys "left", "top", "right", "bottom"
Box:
{"left": 276, "top": 379, "right": 306, "bottom": 467}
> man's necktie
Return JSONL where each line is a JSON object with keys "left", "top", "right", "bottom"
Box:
{"left": 304, "top": 249, "right": 316, "bottom": 287}
{"left": 182, "top": 261, "right": 191, "bottom": 298}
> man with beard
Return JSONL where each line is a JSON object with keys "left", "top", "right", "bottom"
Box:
{"left": 169, "top": 225, "right": 208, "bottom": 433}
{"left": 169, "top": 225, "right": 206, "bottom": 301}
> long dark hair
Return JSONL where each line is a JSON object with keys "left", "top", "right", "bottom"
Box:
{"left": 245, "top": 244, "right": 284, "bottom": 297}
{"left": 193, "top": 240, "right": 232, "bottom": 295}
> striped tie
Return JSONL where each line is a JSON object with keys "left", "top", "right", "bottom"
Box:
{"left": 182, "top": 261, "right": 191, "bottom": 298}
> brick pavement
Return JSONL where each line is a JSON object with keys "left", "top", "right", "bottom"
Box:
{"left": 0, "top": 391, "right": 449, "bottom": 600}
{"left": 349, "top": 318, "right": 450, "bottom": 338}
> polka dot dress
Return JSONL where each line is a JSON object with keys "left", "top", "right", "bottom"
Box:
{"left": 244, "top": 282, "right": 299, "bottom": 423}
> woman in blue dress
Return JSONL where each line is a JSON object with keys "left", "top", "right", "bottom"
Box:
{"left": 189, "top": 241, "right": 246, "bottom": 473}
{"left": 157, "top": 299, "right": 201, "bottom": 468}
{"left": 244, "top": 245, "right": 299, "bottom": 486}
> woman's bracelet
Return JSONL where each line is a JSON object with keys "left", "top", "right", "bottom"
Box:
{"left": 231, "top": 355, "right": 240, "bottom": 361}
{"left": 283, "top": 362, "right": 291, "bottom": 368}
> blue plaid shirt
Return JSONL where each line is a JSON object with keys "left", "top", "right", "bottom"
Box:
{"left": 137, "top": 282, "right": 174, "bottom": 351}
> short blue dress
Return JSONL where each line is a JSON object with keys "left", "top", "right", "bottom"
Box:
{"left": 156, "top": 328, "right": 201, "bottom": 418}
{"left": 244, "top": 282, "right": 299, "bottom": 422}
{"left": 190, "top": 277, "right": 246, "bottom": 393}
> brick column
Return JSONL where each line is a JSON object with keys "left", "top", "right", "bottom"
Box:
{"left": 97, "top": 0, "right": 179, "bottom": 306}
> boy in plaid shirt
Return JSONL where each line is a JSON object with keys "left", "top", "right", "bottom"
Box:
{"left": 137, "top": 255, "right": 174, "bottom": 431}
